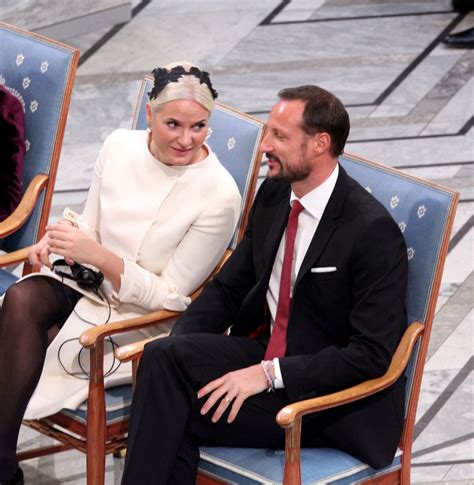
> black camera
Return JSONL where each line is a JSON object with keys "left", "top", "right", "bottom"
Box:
{"left": 52, "top": 259, "right": 104, "bottom": 293}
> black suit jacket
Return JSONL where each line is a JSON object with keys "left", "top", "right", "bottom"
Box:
{"left": 173, "top": 166, "right": 408, "bottom": 468}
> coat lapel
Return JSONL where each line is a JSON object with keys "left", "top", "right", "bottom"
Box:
{"left": 295, "top": 166, "right": 349, "bottom": 287}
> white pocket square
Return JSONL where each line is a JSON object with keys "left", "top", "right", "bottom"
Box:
{"left": 311, "top": 266, "right": 337, "bottom": 273}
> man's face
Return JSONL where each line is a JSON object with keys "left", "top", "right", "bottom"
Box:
{"left": 260, "top": 100, "right": 313, "bottom": 183}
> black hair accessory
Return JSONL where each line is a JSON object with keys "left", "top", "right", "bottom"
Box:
{"left": 148, "top": 65, "right": 218, "bottom": 101}
{"left": 52, "top": 259, "right": 104, "bottom": 294}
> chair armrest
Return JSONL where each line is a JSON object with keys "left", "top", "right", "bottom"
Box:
{"left": 0, "top": 246, "right": 31, "bottom": 267}
{"left": 79, "top": 249, "right": 233, "bottom": 348}
{"left": 0, "top": 174, "right": 49, "bottom": 238}
{"left": 80, "top": 309, "right": 179, "bottom": 348}
{"left": 115, "top": 335, "right": 156, "bottom": 362}
{"left": 277, "top": 321, "right": 424, "bottom": 428}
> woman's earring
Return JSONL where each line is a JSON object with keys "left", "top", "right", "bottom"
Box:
{"left": 147, "top": 124, "right": 152, "bottom": 134}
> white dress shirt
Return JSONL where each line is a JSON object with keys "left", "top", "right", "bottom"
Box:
{"left": 266, "top": 164, "right": 339, "bottom": 388}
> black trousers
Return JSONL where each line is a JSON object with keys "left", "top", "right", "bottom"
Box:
{"left": 122, "top": 333, "right": 336, "bottom": 484}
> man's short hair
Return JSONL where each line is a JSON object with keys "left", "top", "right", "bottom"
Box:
{"left": 278, "top": 85, "right": 350, "bottom": 157}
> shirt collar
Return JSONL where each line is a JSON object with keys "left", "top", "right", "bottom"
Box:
{"left": 290, "top": 163, "right": 339, "bottom": 220}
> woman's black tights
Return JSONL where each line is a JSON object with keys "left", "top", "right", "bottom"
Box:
{"left": 0, "top": 276, "right": 80, "bottom": 480}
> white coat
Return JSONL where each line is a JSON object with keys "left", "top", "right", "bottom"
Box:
{"left": 22, "top": 129, "right": 241, "bottom": 419}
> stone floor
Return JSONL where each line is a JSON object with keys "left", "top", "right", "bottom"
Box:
{"left": 1, "top": 0, "right": 473, "bottom": 483}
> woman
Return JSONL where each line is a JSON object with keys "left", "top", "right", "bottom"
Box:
{"left": 0, "top": 62, "right": 241, "bottom": 485}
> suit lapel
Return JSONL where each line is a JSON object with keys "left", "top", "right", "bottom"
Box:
{"left": 295, "top": 166, "right": 349, "bottom": 287}
{"left": 243, "top": 185, "right": 290, "bottom": 332}
{"left": 262, "top": 186, "right": 291, "bottom": 273}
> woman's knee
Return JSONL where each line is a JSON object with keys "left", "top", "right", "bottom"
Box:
{"left": 1, "top": 278, "right": 48, "bottom": 334}
{"left": 2, "top": 281, "right": 29, "bottom": 314}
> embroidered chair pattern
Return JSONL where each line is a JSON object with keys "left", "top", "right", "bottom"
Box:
{"left": 0, "top": 22, "right": 79, "bottom": 292}
{"left": 116, "top": 153, "right": 459, "bottom": 484}
{"left": 19, "top": 75, "right": 265, "bottom": 485}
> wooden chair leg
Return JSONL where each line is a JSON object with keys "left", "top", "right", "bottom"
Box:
{"left": 283, "top": 417, "right": 302, "bottom": 485}
{"left": 132, "top": 358, "right": 139, "bottom": 391}
{"left": 87, "top": 342, "right": 106, "bottom": 485}
{"left": 400, "top": 447, "right": 411, "bottom": 485}
{"left": 17, "top": 443, "right": 74, "bottom": 461}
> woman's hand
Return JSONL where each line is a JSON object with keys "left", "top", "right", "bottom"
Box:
{"left": 46, "top": 221, "right": 124, "bottom": 292}
{"left": 46, "top": 222, "right": 99, "bottom": 266}
{"left": 28, "top": 233, "right": 51, "bottom": 269}
{"left": 28, "top": 220, "right": 76, "bottom": 269}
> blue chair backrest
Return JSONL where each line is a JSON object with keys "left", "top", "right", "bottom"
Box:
{"left": 339, "top": 153, "right": 458, "bottom": 407}
{"left": 132, "top": 76, "right": 265, "bottom": 249}
{"left": 0, "top": 22, "right": 78, "bottom": 251}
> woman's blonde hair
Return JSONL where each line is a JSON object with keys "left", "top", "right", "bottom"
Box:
{"left": 148, "top": 61, "right": 217, "bottom": 113}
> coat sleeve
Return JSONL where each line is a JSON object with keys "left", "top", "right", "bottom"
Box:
{"left": 116, "top": 186, "right": 241, "bottom": 312}
{"left": 280, "top": 214, "right": 408, "bottom": 401}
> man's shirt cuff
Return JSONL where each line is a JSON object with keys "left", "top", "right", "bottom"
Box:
{"left": 273, "top": 358, "right": 285, "bottom": 389}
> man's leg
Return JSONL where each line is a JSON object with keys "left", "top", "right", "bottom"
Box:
{"left": 122, "top": 333, "right": 291, "bottom": 485}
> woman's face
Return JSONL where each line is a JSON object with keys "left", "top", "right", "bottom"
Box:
{"left": 146, "top": 99, "right": 210, "bottom": 166}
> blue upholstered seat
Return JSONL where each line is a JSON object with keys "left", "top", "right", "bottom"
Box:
{"left": 0, "top": 270, "right": 18, "bottom": 293}
{"left": 196, "top": 153, "right": 458, "bottom": 484}
{"left": 61, "top": 385, "right": 133, "bottom": 426}
{"left": 199, "top": 447, "right": 401, "bottom": 484}
{"left": 0, "top": 22, "right": 78, "bottom": 293}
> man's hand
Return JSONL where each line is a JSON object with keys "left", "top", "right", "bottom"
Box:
{"left": 198, "top": 364, "right": 268, "bottom": 424}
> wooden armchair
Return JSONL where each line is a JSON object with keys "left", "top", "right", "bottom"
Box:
{"left": 116, "top": 153, "right": 459, "bottom": 484}
{"left": 0, "top": 22, "right": 79, "bottom": 292}
{"left": 18, "top": 76, "right": 265, "bottom": 485}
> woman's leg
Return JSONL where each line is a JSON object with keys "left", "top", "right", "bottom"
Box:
{"left": 0, "top": 277, "right": 81, "bottom": 480}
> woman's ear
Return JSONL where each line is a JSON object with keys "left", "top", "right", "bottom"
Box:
{"left": 146, "top": 102, "right": 152, "bottom": 127}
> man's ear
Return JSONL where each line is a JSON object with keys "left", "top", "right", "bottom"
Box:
{"left": 312, "top": 132, "right": 331, "bottom": 155}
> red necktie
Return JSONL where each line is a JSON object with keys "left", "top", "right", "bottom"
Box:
{"left": 265, "top": 200, "right": 304, "bottom": 360}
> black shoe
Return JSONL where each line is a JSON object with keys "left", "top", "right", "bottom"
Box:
{"left": 442, "top": 27, "right": 474, "bottom": 48}
{"left": 0, "top": 467, "right": 24, "bottom": 485}
{"left": 452, "top": 0, "right": 473, "bottom": 13}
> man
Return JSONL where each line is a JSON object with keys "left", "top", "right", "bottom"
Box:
{"left": 122, "top": 85, "right": 408, "bottom": 484}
